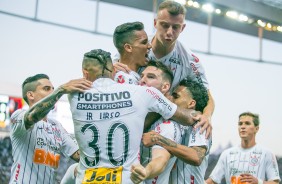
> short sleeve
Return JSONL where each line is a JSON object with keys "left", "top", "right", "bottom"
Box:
{"left": 209, "top": 151, "right": 227, "bottom": 183}
{"left": 10, "top": 109, "right": 28, "bottom": 136}
{"left": 265, "top": 151, "right": 281, "bottom": 181}
{"left": 187, "top": 127, "right": 211, "bottom": 153}
{"left": 152, "top": 119, "right": 178, "bottom": 150}
{"left": 55, "top": 120, "right": 78, "bottom": 158}
{"left": 143, "top": 87, "right": 177, "bottom": 120}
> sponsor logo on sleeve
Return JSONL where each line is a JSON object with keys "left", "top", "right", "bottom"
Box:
{"left": 191, "top": 54, "right": 200, "bottom": 63}
{"left": 190, "top": 63, "right": 203, "bottom": 85}
{"left": 146, "top": 89, "right": 172, "bottom": 111}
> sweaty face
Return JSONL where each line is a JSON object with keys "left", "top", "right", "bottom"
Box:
{"left": 130, "top": 30, "right": 152, "bottom": 67}
{"left": 32, "top": 79, "right": 54, "bottom": 104}
{"left": 172, "top": 85, "right": 193, "bottom": 109}
{"left": 238, "top": 115, "right": 258, "bottom": 140}
{"left": 140, "top": 66, "right": 165, "bottom": 91}
{"left": 154, "top": 9, "right": 185, "bottom": 45}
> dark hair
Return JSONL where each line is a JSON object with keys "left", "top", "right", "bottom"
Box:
{"left": 239, "top": 112, "right": 260, "bottom": 126}
{"left": 178, "top": 79, "right": 208, "bottom": 112}
{"left": 22, "top": 74, "right": 49, "bottom": 104}
{"left": 158, "top": 0, "right": 186, "bottom": 16}
{"left": 83, "top": 49, "right": 112, "bottom": 76}
{"left": 113, "top": 21, "right": 144, "bottom": 54}
{"left": 147, "top": 60, "right": 173, "bottom": 86}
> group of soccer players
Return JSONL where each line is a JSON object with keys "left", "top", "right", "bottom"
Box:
{"left": 9, "top": 0, "right": 280, "bottom": 184}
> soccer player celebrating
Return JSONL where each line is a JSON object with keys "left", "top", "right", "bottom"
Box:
{"left": 9, "top": 74, "right": 91, "bottom": 183}
{"left": 67, "top": 49, "right": 202, "bottom": 183}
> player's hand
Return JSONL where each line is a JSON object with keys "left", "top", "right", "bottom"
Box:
{"left": 239, "top": 174, "right": 259, "bottom": 184}
{"left": 193, "top": 113, "right": 212, "bottom": 139}
{"left": 142, "top": 131, "right": 158, "bottom": 147}
{"left": 130, "top": 164, "right": 147, "bottom": 184}
{"left": 113, "top": 62, "right": 131, "bottom": 73}
{"left": 60, "top": 78, "right": 92, "bottom": 93}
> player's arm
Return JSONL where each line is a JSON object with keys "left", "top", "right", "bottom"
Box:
{"left": 24, "top": 78, "right": 92, "bottom": 129}
{"left": 143, "top": 131, "right": 206, "bottom": 166}
{"left": 144, "top": 148, "right": 171, "bottom": 179}
{"left": 144, "top": 112, "right": 161, "bottom": 132}
{"left": 197, "top": 90, "right": 214, "bottom": 138}
{"left": 130, "top": 149, "right": 170, "bottom": 183}
{"left": 70, "top": 150, "right": 80, "bottom": 162}
{"left": 172, "top": 108, "right": 212, "bottom": 138}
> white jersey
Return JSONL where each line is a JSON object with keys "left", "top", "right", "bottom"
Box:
{"left": 9, "top": 109, "right": 78, "bottom": 184}
{"left": 170, "top": 126, "right": 212, "bottom": 184}
{"left": 114, "top": 70, "right": 140, "bottom": 85}
{"left": 68, "top": 78, "right": 177, "bottom": 184}
{"left": 147, "top": 38, "right": 209, "bottom": 91}
{"left": 113, "top": 38, "right": 209, "bottom": 92}
{"left": 141, "top": 118, "right": 182, "bottom": 184}
{"left": 209, "top": 144, "right": 281, "bottom": 184}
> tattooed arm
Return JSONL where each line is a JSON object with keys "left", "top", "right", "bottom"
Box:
{"left": 24, "top": 78, "right": 92, "bottom": 129}
{"left": 143, "top": 131, "right": 207, "bottom": 166}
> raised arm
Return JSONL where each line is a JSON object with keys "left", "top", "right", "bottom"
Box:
{"left": 24, "top": 78, "right": 92, "bottom": 129}
{"left": 196, "top": 90, "right": 214, "bottom": 138}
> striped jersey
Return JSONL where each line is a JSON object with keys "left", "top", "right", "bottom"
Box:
{"left": 141, "top": 118, "right": 182, "bottom": 184}
{"left": 68, "top": 78, "right": 177, "bottom": 184}
{"left": 147, "top": 38, "right": 209, "bottom": 92}
{"left": 113, "top": 37, "right": 209, "bottom": 92}
{"left": 170, "top": 126, "right": 212, "bottom": 184}
{"left": 9, "top": 109, "right": 78, "bottom": 184}
{"left": 209, "top": 144, "right": 281, "bottom": 184}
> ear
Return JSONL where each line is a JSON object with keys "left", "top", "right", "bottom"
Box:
{"left": 180, "top": 23, "right": 186, "bottom": 33}
{"left": 124, "top": 43, "right": 132, "bottom": 53}
{"left": 82, "top": 69, "right": 89, "bottom": 80}
{"left": 255, "top": 126, "right": 259, "bottom": 133}
{"left": 160, "top": 82, "right": 170, "bottom": 94}
{"left": 187, "top": 99, "right": 196, "bottom": 109}
{"left": 26, "top": 91, "right": 34, "bottom": 102}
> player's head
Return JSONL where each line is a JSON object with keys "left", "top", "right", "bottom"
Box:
{"left": 82, "top": 49, "right": 113, "bottom": 81}
{"left": 154, "top": 0, "right": 186, "bottom": 46}
{"left": 22, "top": 74, "right": 54, "bottom": 106}
{"left": 140, "top": 60, "right": 173, "bottom": 94}
{"left": 238, "top": 112, "right": 260, "bottom": 139}
{"left": 113, "top": 21, "right": 151, "bottom": 67}
{"left": 172, "top": 79, "right": 208, "bottom": 112}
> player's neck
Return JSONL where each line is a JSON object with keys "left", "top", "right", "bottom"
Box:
{"left": 119, "top": 57, "right": 138, "bottom": 72}
{"left": 152, "top": 36, "right": 175, "bottom": 59}
{"left": 241, "top": 138, "right": 256, "bottom": 149}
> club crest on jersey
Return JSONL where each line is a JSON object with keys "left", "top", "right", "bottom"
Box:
{"left": 249, "top": 155, "right": 260, "bottom": 166}
{"left": 169, "top": 58, "right": 181, "bottom": 65}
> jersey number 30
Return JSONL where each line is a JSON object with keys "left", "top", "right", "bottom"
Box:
{"left": 81, "top": 122, "right": 129, "bottom": 167}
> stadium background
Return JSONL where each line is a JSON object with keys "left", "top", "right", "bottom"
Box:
{"left": 0, "top": 0, "right": 281, "bottom": 183}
